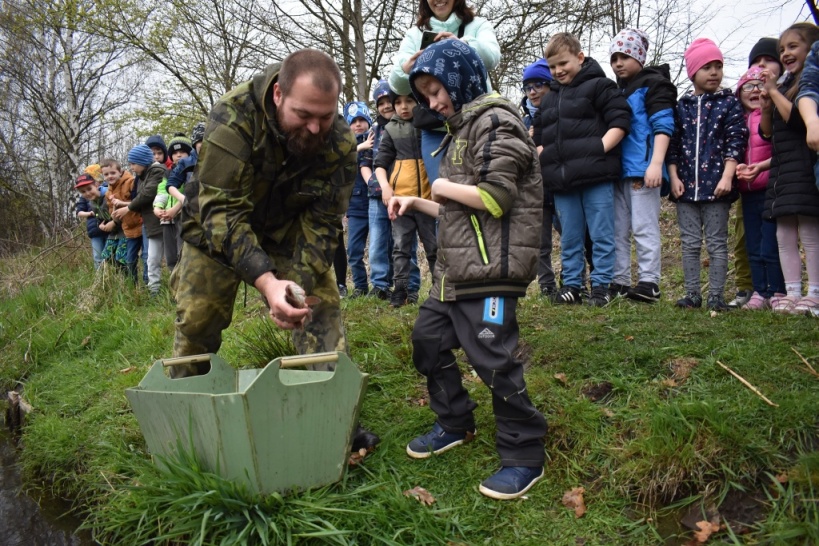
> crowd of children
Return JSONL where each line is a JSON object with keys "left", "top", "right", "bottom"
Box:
{"left": 75, "top": 127, "right": 204, "bottom": 295}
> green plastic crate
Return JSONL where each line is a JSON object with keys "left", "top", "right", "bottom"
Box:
{"left": 125, "top": 352, "right": 368, "bottom": 495}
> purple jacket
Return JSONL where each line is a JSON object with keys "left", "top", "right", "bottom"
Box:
{"left": 668, "top": 89, "right": 747, "bottom": 203}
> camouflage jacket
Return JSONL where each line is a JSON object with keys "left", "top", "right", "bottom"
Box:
{"left": 180, "top": 63, "right": 357, "bottom": 293}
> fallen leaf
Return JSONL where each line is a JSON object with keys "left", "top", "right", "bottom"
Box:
{"left": 561, "top": 487, "right": 586, "bottom": 518}
{"left": 119, "top": 366, "right": 136, "bottom": 374}
{"left": 709, "top": 310, "right": 718, "bottom": 318}
{"left": 81, "top": 335, "right": 91, "bottom": 346}
{"left": 775, "top": 472, "right": 789, "bottom": 484}
{"left": 624, "top": 335, "right": 634, "bottom": 342}
{"left": 404, "top": 486, "right": 436, "bottom": 506}
{"left": 661, "top": 378, "right": 678, "bottom": 388}
{"left": 554, "top": 373, "right": 568, "bottom": 385}
{"left": 601, "top": 408, "right": 615, "bottom": 418}
{"left": 692, "top": 520, "right": 719, "bottom": 543}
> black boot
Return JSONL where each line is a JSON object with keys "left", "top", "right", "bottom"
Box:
{"left": 351, "top": 424, "right": 381, "bottom": 452}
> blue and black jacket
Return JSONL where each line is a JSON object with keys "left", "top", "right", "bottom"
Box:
{"left": 617, "top": 64, "right": 676, "bottom": 182}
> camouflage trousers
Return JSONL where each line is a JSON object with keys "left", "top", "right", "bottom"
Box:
{"left": 170, "top": 242, "right": 347, "bottom": 377}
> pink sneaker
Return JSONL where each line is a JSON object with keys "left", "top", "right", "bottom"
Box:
{"left": 771, "top": 294, "right": 800, "bottom": 314}
{"left": 793, "top": 296, "right": 819, "bottom": 315}
{"left": 742, "top": 292, "right": 770, "bottom": 310}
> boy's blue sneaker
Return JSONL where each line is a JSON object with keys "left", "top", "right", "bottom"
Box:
{"left": 479, "top": 466, "right": 544, "bottom": 500}
{"left": 406, "top": 422, "right": 475, "bottom": 459}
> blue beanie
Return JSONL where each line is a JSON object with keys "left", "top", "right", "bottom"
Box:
{"left": 127, "top": 144, "right": 155, "bottom": 167}
{"left": 409, "top": 39, "right": 488, "bottom": 119}
{"left": 522, "top": 59, "right": 552, "bottom": 83}
{"left": 343, "top": 101, "right": 372, "bottom": 127}
{"left": 145, "top": 135, "right": 167, "bottom": 160}
{"left": 372, "top": 80, "right": 391, "bottom": 105}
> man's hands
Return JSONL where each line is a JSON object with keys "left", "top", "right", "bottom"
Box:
{"left": 254, "top": 272, "right": 310, "bottom": 330}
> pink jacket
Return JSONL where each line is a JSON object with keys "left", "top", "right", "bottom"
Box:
{"left": 739, "top": 108, "right": 771, "bottom": 193}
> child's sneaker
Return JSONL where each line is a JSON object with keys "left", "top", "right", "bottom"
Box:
{"left": 540, "top": 284, "right": 558, "bottom": 298}
{"left": 586, "top": 286, "right": 611, "bottom": 307}
{"left": 551, "top": 285, "right": 582, "bottom": 305}
{"left": 727, "top": 290, "right": 751, "bottom": 309}
{"left": 793, "top": 296, "right": 819, "bottom": 315}
{"left": 337, "top": 284, "right": 348, "bottom": 298}
{"left": 369, "top": 287, "right": 391, "bottom": 300}
{"left": 676, "top": 292, "right": 702, "bottom": 309}
{"left": 390, "top": 283, "right": 408, "bottom": 308}
{"left": 406, "top": 422, "right": 475, "bottom": 459}
{"left": 771, "top": 294, "right": 800, "bottom": 314}
{"left": 627, "top": 281, "right": 661, "bottom": 303}
{"left": 608, "top": 283, "right": 629, "bottom": 299}
{"left": 741, "top": 292, "right": 770, "bottom": 310}
{"left": 349, "top": 287, "right": 368, "bottom": 299}
{"left": 478, "top": 466, "right": 544, "bottom": 500}
{"left": 706, "top": 294, "right": 731, "bottom": 312}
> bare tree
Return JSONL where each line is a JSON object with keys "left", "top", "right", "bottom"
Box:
{"left": 0, "top": 0, "right": 134, "bottom": 239}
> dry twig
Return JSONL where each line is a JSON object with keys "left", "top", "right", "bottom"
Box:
{"left": 791, "top": 347, "right": 819, "bottom": 378}
{"left": 716, "top": 361, "right": 778, "bottom": 407}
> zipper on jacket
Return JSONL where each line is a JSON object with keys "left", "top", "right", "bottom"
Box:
{"left": 694, "top": 96, "right": 701, "bottom": 201}
{"left": 470, "top": 214, "right": 490, "bottom": 265}
{"left": 439, "top": 273, "right": 446, "bottom": 301}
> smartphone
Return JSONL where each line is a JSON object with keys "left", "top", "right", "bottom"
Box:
{"left": 420, "top": 31, "right": 437, "bottom": 50}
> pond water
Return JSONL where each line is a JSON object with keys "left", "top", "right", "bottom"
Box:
{"left": 0, "top": 430, "right": 96, "bottom": 546}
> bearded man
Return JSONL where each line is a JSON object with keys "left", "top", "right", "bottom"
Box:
{"left": 171, "top": 49, "right": 379, "bottom": 449}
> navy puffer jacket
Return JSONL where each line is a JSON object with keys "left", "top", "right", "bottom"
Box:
{"left": 534, "top": 57, "right": 631, "bottom": 193}
{"left": 667, "top": 89, "right": 747, "bottom": 203}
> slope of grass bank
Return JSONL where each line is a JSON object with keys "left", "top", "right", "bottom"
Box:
{"left": 1, "top": 233, "right": 817, "bottom": 545}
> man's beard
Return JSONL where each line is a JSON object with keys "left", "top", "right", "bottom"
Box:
{"left": 277, "top": 110, "right": 331, "bottom": 158}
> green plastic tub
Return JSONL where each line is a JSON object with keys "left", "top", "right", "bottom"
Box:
{"left": 125, "top": 352, "right": 368, "bottom": 495}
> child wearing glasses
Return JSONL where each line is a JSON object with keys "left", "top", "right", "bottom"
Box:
{"left": 521, "top": 59, "right": 559, "bottom": 296}
{"left": 609, "top": 29, "right": 677, "bottom": 303}
{"left": 520, "top": 59, "right": 551, "bottom": 135}
{"left": 734, "top": 66, "right": 784, "bottom": 309}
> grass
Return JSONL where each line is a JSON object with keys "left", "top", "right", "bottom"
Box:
{"left": 0, "top": 219, "right": 817, "bottom": 545}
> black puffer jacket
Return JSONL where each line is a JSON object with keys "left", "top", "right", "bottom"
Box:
{"left": 534, "top": 57, "right": 631, "bottom": 193}
{"left": 763, "top": 80, "right": 819, "bottom": 219}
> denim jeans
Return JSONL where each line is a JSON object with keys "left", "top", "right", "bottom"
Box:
{"left": 553, "top": 182, "right": 615, "bottom": 288}
{"left": 368, "top": 198, "right": 421, "bottom": 291}
{"left": 421, "top": 129, "right": 447, "bottom": 183}
{"left": 90, "top": 235, "right": 107, "bottom": 269}
{"left": 347, "top": 215, "right": 369, "bottom": 290}
{"left": 125, "top": 235, "right": 142, "bottom": 283}
{"left": 742, "top": 191, "right": 784, "bottom": 297}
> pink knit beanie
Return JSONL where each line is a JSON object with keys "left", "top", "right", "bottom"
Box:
{"left": 684, "top": 38, "right": 724, "bottom": 80}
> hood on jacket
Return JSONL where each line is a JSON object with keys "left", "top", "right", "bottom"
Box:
{"left": 549, "top": 57, "right": 607, "bottom": 91}
{"left": 409, "top": 39, "right": 488, "bottom": 121}
{"left": 618, "top": 63, "right": 672, "bottom": 90}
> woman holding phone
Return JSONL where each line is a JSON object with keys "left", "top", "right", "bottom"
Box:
{"left": 388, "top": 0, "right": 500, "bottom": 180}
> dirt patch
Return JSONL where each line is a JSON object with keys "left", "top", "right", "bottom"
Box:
{"left": 668, "top": 357, "right": 700, "bottom": 383}
{"left": 582, "top": 381, "right": 613, "bottom": 402}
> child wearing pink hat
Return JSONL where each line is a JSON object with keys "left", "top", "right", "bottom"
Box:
{"left": 735, "top": 66, "right": 784, "bottom": 309}
{"left": 668, "top": 38, "right": 748, "bottom": 311}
